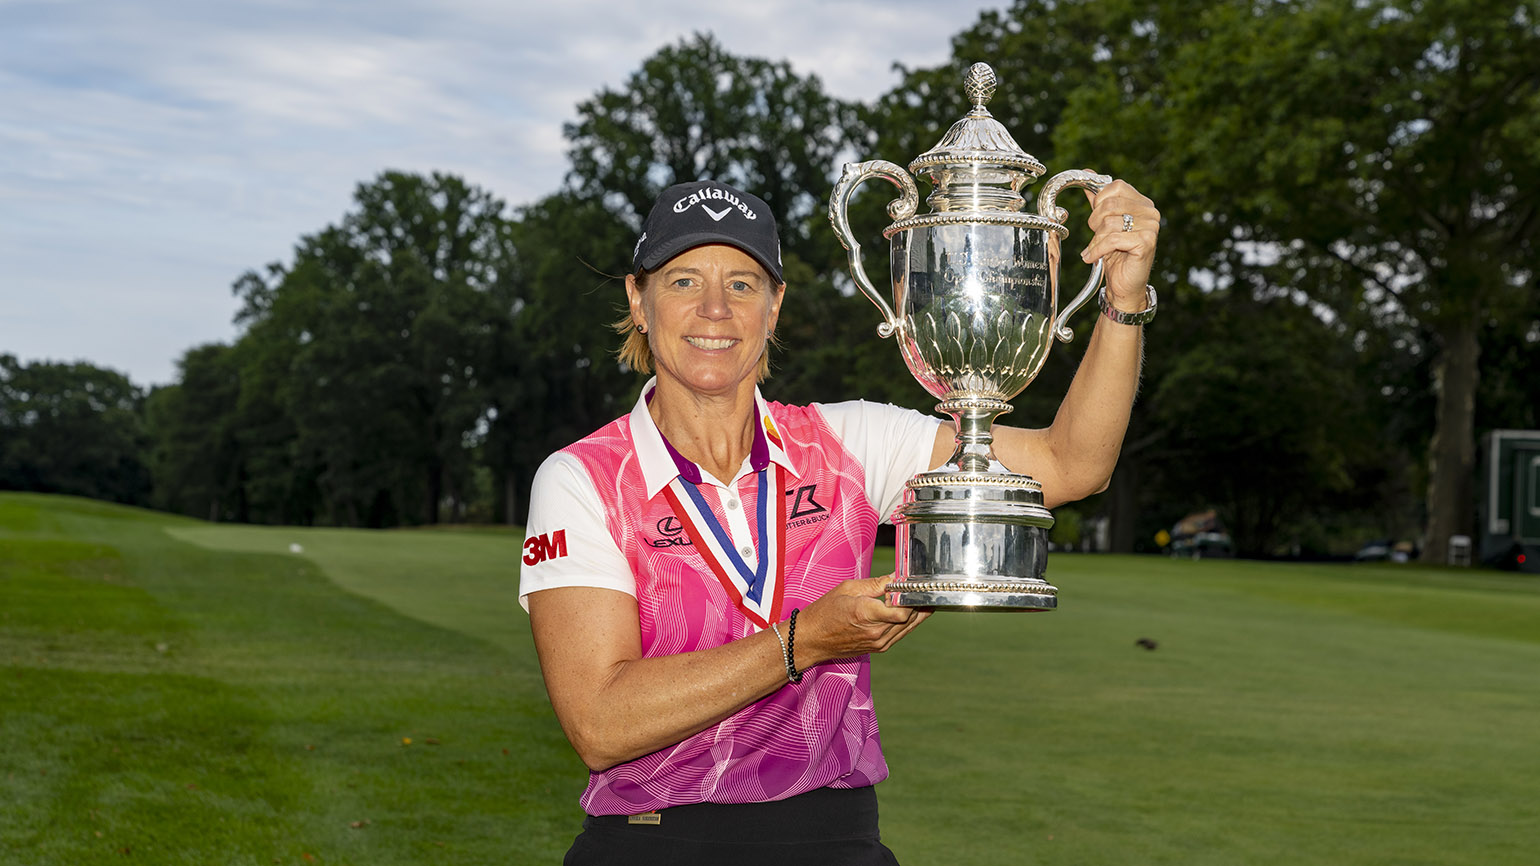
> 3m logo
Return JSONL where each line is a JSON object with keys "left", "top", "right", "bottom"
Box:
{"left": 522, "top": 530, "right": 568, "bottom": 566}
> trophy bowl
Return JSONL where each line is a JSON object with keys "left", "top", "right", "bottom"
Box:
{"left": 892, "top": 222, "right": 1058, "bottom": 405}
{"left": 829, "top": 62, "right": 1110, "bottom": 611}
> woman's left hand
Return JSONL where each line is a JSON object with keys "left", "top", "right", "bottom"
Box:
{"left": 1078, "top": 180, "right": 1160, "bottom": 311}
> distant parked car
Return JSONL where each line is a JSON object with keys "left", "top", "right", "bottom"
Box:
{"left": 1166, "top": 509, "right": 1234, "bottom": 559}
{"left": 1355, "top": 539, "right": 1414, "bottom": 562}
{"left": 1354, "top": 539, "right": 1393, "bottom": 561}
{"left": 1170, "top": 530, "right": 1234, "bottom": 559}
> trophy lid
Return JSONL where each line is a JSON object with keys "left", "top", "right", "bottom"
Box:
{"left": 907, "top": 63, "right": 1045, "bottom": 213}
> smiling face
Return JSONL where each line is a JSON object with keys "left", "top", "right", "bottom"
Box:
{"left": 626, "top": 244, "right": 785, "bottom": 400}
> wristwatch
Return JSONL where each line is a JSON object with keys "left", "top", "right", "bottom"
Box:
{"left": 1098, "top": 284, "right": 1158, "bottom": 326}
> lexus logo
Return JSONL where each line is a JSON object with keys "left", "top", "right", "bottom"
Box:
{"left": 651, "top": 516, "right": 692, "bottom": 548}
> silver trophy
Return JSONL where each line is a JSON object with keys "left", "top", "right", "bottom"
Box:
{"left": 829, "top": 62, "right": 1110, "bottom": 611}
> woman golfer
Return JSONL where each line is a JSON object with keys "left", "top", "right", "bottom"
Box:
{"left": 520, "top": 177, "right": 1158, "bottom": 864}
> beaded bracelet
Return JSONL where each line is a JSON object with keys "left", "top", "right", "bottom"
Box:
{"left": 785, "top": 609, "right": 804, "bottom": 684}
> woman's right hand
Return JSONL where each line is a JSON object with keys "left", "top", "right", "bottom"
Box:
{"left": 794, "top": 575, "right": 929, "bottom": 668}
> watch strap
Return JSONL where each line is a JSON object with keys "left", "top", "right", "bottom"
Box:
{"left": 1098, "top": 284, "right": 1157, "bottom": 326}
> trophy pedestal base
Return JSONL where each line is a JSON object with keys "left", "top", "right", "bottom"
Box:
{"left": 890, "top": 470, "right": 1057, "bottom": 611}
{"left": 886, "top": 577, "right": 1058, "bottom": 611}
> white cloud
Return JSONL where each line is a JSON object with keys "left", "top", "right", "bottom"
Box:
{"left": 0, "top": 0, "right": 1007, "bottom": 386}
{"left": 178, "top": 36, "right": 455, "bottom": 128}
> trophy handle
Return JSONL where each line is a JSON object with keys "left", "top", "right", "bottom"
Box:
{"left": 828, "top": 160, "right": 919, "bottom": 339}
{"left": 1037, "top": 169, "right": 1113, "bottom": 343}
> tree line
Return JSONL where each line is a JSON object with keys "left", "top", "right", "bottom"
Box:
{"left": 4, "top": 0, "right": 1536, "bottom": 560}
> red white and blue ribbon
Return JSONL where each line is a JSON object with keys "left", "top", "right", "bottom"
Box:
{"left": 661, "top": 463, "right": 787, "bottom": 628}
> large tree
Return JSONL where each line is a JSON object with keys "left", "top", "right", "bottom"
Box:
{"left": 561, "top": 33, "right": 921, "bottom": 415}
{"left": 144, "top": 344, "right": 245, "bottom": 521}
{"left": 1123, "top": 0, "right": 1538, "bottom": 561}
{"left": 483, "top": 191, "right": 636, "bottom": 524}
{"left": 0, "top": 355, "right": 151, "bottom": 505}
{"left": 882, "top": 0, "right": 1538, "bottom": 556}
{"left": 232, "top": 171, "right": 510, "bottom": 526}
{"left": 564, "top": 32, "right": 864, "bottom": 266}
{"left": 1147, "top": 298, "right": 1389, "bottom": 556}
{"left": 863, "top": 2, "right": 1210, "bottom": 550}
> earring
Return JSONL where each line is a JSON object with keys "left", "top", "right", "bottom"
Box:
{"left": 636, "top": 324, "right": 647, "bottom": 335}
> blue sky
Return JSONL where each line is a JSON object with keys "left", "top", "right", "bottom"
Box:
{"left": 0, "top": 0, "right": 1010, "bottom": 387}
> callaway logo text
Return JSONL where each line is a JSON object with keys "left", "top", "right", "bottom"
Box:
{"left": 673, "top": 187, "right": 758, "bottom": 220}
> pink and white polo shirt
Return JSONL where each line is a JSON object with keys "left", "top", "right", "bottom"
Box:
{"left": 520, "top": 379, "right": 941, "bottom": 816}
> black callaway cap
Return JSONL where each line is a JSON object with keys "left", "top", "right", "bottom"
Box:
{"left": 633, "top": 181, "right": 784, "bottom": 284}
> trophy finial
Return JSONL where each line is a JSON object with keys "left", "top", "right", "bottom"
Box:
{"left": 964, "top": 62, "right": 996, "bottom": 111}
{"left": 910, "top": 60, "right": 1044, "bottom": 209}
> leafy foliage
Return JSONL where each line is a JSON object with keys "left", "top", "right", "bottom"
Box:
{"left": 237, "top": 172, "right": 511, "bottom": 526}
{"left": 484, "top": 191, "right": 637, "bottom": 520}
{"left": 1146, "top": 299, "right": 1389, "bottom": 555}
{"left": 1044, "top": 0, "right": 1539, "bottom": 557}
{"left": 0, "top": 356, "right": 151, "bottom": 506}
{"left": 875, "top": 0, "right": 1538, "bottom": 552}
{"left": 563, "top": 31, "right": 924, "bottom": 413}
{"left": 8, "top": 12, "right": 1537, "bottom": 553}
{"left": 565, "top": 32, "right": 863, "bottom": 264}
{"left": 143, "top": 344, "right": 244, "bottom": 521}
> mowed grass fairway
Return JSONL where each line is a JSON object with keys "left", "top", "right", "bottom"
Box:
{"left": 3, "top": 493, "right": 1538, "bottom": 865}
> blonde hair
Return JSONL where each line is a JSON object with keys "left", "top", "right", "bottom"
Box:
{"left": 615, "top": 268, "right": 779, "bottom": 382}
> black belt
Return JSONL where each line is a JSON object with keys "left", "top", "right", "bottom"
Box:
{"left": 583, "top": 785, "right": 881, "bottom": 843}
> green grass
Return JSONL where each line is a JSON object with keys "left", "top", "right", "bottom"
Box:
{"left": 872, "top": 555, "right": 1540, "bottom": 865}
{"left": 3, "top": 492, "right": 1539, "bottom": 864}
{"left": 1, "top": 493, "right": 578, "bottom": 865}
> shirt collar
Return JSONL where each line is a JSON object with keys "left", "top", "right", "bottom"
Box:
{"left": 630, "top": 376, "right": 799, "bottom": 498}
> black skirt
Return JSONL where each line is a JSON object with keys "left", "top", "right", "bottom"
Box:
{"left": 563, "top": 785, "right": 901, "bottom": 866}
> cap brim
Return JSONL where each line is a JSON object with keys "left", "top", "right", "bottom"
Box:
{"left": 638, "top": 232, "right": 783, "bottom": 285}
